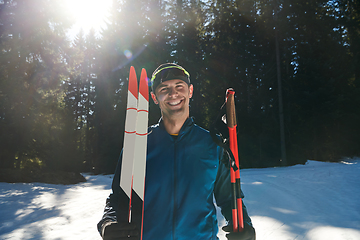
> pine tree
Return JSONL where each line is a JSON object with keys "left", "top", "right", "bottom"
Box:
{"left": 0, "top": 0, "right": 72, "bottom": 170}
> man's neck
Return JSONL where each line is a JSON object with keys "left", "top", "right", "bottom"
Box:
{"left": 162, "top": 114, "right": 189, "bottom": 135}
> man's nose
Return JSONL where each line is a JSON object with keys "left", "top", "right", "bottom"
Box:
{"left": 169, "top": 87, "right": 177, "bottom": 96}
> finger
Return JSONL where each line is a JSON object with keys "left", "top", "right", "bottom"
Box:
{"left": 104, "top": 234, "right": 138, "bottom": 240}
{"left": 104, "top": 223, "right": 140, "bottom": 239}
{"left": 105, "top": 231, "right": 139, "bottom": 239}
{"left": 222, "top": 225, "right": 233, "bottom": 232}
{"left": 117, "top": 222, "right": 138, "bottom": 230}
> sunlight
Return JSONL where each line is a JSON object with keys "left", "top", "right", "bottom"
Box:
{"left": 251, "top": 216, "right": 298, "bottom": 240}
{"left": 65, "top": 0, "right": 112, "bottom": 35}
{"left": 270, "top": 207, "right": 297, "bottom": 214}
{"left": 308, "top": 226, "right": 360, "bottom": 240}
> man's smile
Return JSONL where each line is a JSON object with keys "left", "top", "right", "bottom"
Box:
{"left": 167, "top": 99, "right": 183, "bottom": 106}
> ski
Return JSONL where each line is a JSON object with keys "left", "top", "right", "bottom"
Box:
{"left": 132, "top": 68, "right": 149, "bottom": 239}
{"left": 119, "top": 66, "right": 149, "bottom": 239}
{"left": 225, "top": 88, "right": 244, "bottom": 232}
{"left": 120, "top": 66, "right": 138, "bottom": 220}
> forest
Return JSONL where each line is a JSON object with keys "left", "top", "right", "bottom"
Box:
{"left": 0, "top": 0, "right": 359, "bottom": 174}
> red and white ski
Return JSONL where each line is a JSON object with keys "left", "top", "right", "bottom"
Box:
{"left": 120, "top": 66, "right": 149, "bottom": 239}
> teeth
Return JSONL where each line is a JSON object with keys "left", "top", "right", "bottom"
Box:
{"left": 168, "top": 100, "right": 181, "bottom": 106}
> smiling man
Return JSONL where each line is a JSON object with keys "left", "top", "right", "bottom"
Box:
{"left": 98, "top": 63, "right": 255, "bottom": 240}
{"left": 150, "top": 64, "right": 193, "bottom": 135}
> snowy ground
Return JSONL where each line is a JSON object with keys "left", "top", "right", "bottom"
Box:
{"left": 0, "top": 158, "right": 359, "bottom": 240}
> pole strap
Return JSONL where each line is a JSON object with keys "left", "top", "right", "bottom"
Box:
{"left": 209, "top": 101, "right": 238, "bottom": 172}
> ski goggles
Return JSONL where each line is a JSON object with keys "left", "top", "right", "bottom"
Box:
{"left": 150, "top": 64, "right": 190, "bottom": 92}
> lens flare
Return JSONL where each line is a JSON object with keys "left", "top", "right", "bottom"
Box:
{"left": 124, "top": 50, "right": 133, "bottom": 59}
{"left": 147, "top": 77, "right": 152, "bottom": 87}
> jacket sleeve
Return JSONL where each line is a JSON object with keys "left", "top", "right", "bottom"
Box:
{"left": 97, "top": 152, "right": 130, "bottom": 237}
{"left": 214, "top": 150, "right": 253, "bottom": 228}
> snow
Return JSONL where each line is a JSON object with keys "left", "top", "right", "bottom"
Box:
{"left": 1, "top": 158, "right": 359, "bottom": 240}
{"left": 238, "top": 159, "right": 360, "bottom": 240}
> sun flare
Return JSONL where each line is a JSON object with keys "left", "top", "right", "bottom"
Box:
{"left": 65, "top": 0, "right": 112, "bottom": 35}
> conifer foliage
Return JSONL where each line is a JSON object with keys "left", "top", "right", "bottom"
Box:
{"left": 0, "top": 0, "right": 359, "bottom": 174}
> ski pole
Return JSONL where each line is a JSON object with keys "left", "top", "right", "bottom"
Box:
{"left": 225, "top": 88, "right": 244, "bottom": 232}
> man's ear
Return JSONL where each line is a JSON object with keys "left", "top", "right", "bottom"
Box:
{"left": 151, "top": 92, "right": 158, "bottom": 104}
{"left": 189, "top": 84, "right": 194, "bottom": 99}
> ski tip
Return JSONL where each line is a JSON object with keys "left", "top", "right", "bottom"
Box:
{"left": 139, "top": 68, "right": 149, "bottom": 102}
{"left": 129, "top": 66, "right": 138, "bottom": 99}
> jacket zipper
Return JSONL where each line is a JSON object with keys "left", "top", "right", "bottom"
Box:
{"left": 173, "top": 140, "right": 177, "bottom": 240}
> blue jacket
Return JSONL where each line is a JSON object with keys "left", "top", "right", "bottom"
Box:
{"left": 98, "top": 118, "right": 252, "bottom": 239}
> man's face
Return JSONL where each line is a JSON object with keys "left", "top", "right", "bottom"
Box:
{"left": 151, "top": 79, "right": 193, "bottom": 118}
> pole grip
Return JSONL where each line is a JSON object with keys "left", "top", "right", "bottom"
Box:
{"left": 226, "top": 89, "right": 237, "bottom": 128}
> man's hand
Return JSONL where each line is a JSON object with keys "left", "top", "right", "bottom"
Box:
{"left": 222, "top": 223, "right": 256, "bottom": 240}
{"left": 103, "top": 221, "right": 139, "bottom": 240}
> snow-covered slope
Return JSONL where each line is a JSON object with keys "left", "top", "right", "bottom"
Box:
{"left": 0, "top": 159, "right": 359, "bottom": 240}
{"left": 241, "top": 159, "right": 360, "bottom": 240}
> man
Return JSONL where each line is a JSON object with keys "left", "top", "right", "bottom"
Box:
{"left": 98, "top": 63, "right": 256, "bottom": 240}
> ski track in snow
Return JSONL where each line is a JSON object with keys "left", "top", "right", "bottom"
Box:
{"left": 0, "top": 159, "right": 359, "bottom": 240}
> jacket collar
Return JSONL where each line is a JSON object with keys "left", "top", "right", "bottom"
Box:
{"left": 158, "top": 117, "right": 194, "bottom": 140}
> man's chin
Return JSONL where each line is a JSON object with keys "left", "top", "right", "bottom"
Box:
{"left": 163, "top": 107, "right": 188, "bottom": 117}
